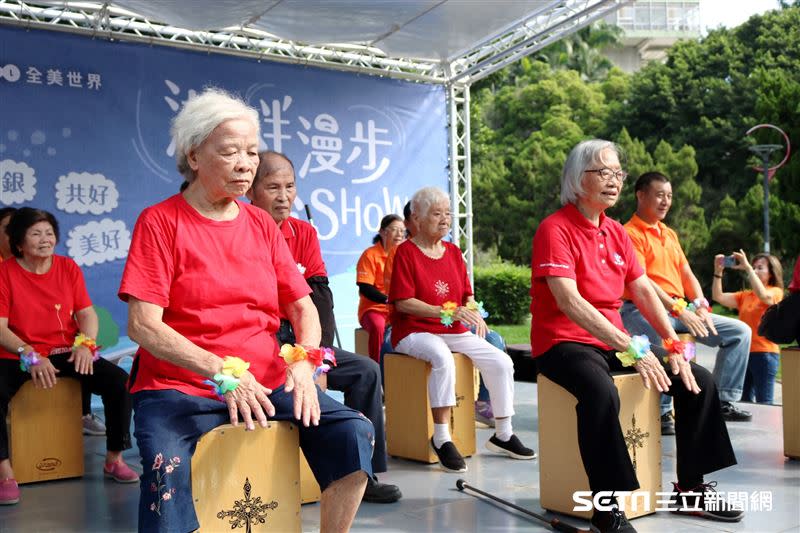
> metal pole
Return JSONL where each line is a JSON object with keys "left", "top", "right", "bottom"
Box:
{"left": 762, "top": 152, "right": 770, "bottom": 254}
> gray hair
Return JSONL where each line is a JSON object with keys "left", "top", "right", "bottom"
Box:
{"left": 560, "top": 139, "right": 621, "bottom": 205}
{"left": 170, "top": 87, "right": 260, "bottom": 181}
{"left": 411, "top": 186, "right": 450, "bottom": 218}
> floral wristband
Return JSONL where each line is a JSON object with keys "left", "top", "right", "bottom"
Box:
{"left": 616, "top": 334, "right": 650, "bottom": 367}
{"left": 17, "top": 346, "right": 41, "bottom": 372}
{"left": 670, "top": 298, "right": 689, "bottom": 317}
{"left": 692, "top": 297, "right": 710, "bottom": 311}
{"left": 440, "top": 301, "right": 458, "bottom": 327}
{"left": 662, "top": 338, "right": 696, "bottom": 363}
{"left": 280, "top": 344, "right": 337, "bottom": 381}
{"left": 466, "top": 300, "right": 489, "bottom": 319}
{"left": 73, "top": 333, "right": 101, "bottom": 362}
{"left": 204, "top": 373, "right": 240, "bottom": 400}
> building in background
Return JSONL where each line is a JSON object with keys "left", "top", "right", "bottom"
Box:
{"left": 604, "top": 0, "right": 701, "bottom": 72}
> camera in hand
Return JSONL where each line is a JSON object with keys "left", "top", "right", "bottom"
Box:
{"left": 723, "top": 255, "right": 737, "bottom": 268}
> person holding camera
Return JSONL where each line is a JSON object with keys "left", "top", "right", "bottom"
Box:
{"left": 711, "top": 251, "right": 783, "bottom": 404}
{"left": 620, "top": 172, "right": 752, "bottom": 433}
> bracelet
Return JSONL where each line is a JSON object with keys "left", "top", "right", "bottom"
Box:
{"left": 662, "top": 338, "right": 696, "bottom": 363}
{"left": 17, "top": 346, "right": 41, "bottom": 372}
{"left": 692, "top": 297, "right": 710, "bottom": 311}
{"left": 73, "top": 333, "right": 101, "bottom": 362}
{"left": 280, "top": 344, "right": 336, "bottom": 381}
{"left": 615, "top": 334, "right": 650, "bottom": 367}
{"left": 440, "top": 301, "right": 458, "bottom": 327}
{"left": 204, "top": 373, "right": 240, "bottom": 400}
{"left": 466, "top": 300, "right": 489, "bottom": 319}
{"left": 713, "top": 274, "right": 723, "bottom": 279}
{"left": 670, "top": 298, "right": 690, "bottom": 317}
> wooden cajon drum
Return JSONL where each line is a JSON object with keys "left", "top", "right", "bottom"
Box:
{"left": 384, "top": 352, "right": 476, "bottom": 463}
{"left": 354, "top": 328, "right": 369, "bottom": 357}
{"left": 192, "top": 422, "right": 300, "bottom": 532}
{"left": 8, "top": 378, "right": 84, "bottom": 484}
{"left": 538, "top": 372, "right": 661, "bottom": 519}
{"left": 299, "top": 450, "right": 321, "bottom": 504}
{"left": 781, "top": 347, "right": 800, "bottom": 459}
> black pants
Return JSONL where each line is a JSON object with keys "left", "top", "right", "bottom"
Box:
{"left": 0, "top": 354, "right": 133, "bottom": 459}
{"left": 278, "top": 320, "right": 387, "bottom": 473}
{"left": 536, "top": 342, "right": 736, "bottom": 492}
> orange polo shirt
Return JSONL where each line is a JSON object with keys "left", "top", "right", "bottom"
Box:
{"left": 623, "top": 213, "right": 688, "bottom": 298}
{"left": 356, "top": 243, "right": 390, "bottom": 320}
{"left": 734, "top": 287, "right": 783, "bottom": 353}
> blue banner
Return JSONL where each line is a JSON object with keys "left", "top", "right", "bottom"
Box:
{"left": 0, "top": 27, "right": 448, "bottom": 345}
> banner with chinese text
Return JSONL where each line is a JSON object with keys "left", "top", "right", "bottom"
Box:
{"left": 0, "top": 26, "right": 448, "bottom": 345}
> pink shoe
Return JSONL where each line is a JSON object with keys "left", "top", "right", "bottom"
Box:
{"left": 0, "top": 478, "right": 20, "bottom": 505}
{"left": 104, "top": 461, "right": 140, "bottom": 484}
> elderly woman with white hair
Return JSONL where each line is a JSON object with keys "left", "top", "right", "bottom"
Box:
{"left": 530, "top": 139, "right": 742, "bottom": 533}
{"left": 388, "top": 186, "right": 535, "bottom": 473}
{"left": 119, "top": 87, "right": 373, "bottom": 532}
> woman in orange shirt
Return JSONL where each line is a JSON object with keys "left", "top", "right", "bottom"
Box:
{"left": 712, "top": 250, "right": 783, "bottom": 404}
{"left": 356, "top": 214, "right": 405, "bottom": 364}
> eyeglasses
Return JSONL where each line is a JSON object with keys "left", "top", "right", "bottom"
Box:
{"left": 585, "top": 168, "right": 628, "bottom": 183}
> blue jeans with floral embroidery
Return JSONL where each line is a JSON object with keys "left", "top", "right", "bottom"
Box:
{"left": 133, "top": 385, "right": 374, "bottom": 533}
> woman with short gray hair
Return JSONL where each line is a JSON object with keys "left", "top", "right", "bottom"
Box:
{"left": 120, "top": 87, "right": 373, "bottom": 532}
{"left": 389, "top": 186, "right": 535, "bottom": 473}
{"left": 530, "top": 139, "right": 742, "bottom": 532}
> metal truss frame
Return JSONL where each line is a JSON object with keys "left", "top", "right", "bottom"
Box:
{"left": 0, "top": 0, "right": 628, "bottom": 276}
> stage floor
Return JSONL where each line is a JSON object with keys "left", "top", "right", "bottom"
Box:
{"left": 2, "top": 347, "right": 798, "bottom": 532}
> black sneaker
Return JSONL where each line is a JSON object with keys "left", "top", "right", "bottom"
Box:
{"left": 430, "top": 438, "right": 467, "bottom": 473}
{"left": 590, "top": 505, "right": 637, "bottom": 532}
{"left": 720, "top": 402, "right": 752, "bottom": 422}
{"left": 661, "top": 412, "right": 675, "bottom": 435}
{"left": 668, "top": 481, "right": 744, "bottom": 522}
{"left": 362, "top": 475, "right": 402, "bottom": 503}
{"left": 486, "top": 434, "right": 536, "bottom": 460}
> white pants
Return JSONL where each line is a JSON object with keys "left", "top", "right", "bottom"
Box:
{"left": 394, "top": 331, "right": 515, "bottom": 418}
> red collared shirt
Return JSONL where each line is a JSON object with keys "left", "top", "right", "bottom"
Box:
{"left": 530, "top": 203, "right": 643, "bottom": 356}
{"left": 279, "top": 217, "right": 327, "bottom": 280}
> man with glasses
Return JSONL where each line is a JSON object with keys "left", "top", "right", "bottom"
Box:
{"left": 620, "top": 172, "right": 752, "bottom": 435}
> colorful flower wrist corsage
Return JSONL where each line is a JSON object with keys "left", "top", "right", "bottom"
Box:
{"left": 280, "top": 344, "right": 337, "bottom": 381}
{"left": 73, "top": 333, "right": 101, "bottom": 362}
{"left": 615, "top": 334, "right": 650, "bottom": 367}
{"left": 692, "top": 297, "right": 710, "bottom": 312}
{"left": 203, "top": 356, "right": 249, "bottom": 400}
{"left": 466, "top": 300, "right": 489, "bottom": 319}
{"left": 669, "top": 298, "right": 689, "bottom": 317}
{"left": 440, "top": 301, "right": 458, "bottom": 327}
{"left": 662, "top": 338, "right": 696, "bottom": 363}
{"left": 17, "top": 346, "right": 41, "bottom": 372}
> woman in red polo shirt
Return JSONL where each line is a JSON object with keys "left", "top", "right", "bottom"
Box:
{"left": 530, "top": 139, "right": 742, "bottom": 532}
{"left": 0, "top": 207, "right": 137, "bottom": 506}
{"left": 389, "top": 186, "right": 534, "bottom": 473}
{"left": 119, "top": 88, "right": 373, "bottom": 532}
{"left": 356, "top": 213, "right": 405, "bottom": 364}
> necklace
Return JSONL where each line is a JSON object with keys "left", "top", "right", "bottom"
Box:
{"left": 411, "top": 237, "right": 445, "bottom": 260}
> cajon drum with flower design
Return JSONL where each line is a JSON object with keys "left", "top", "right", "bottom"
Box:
{"left": 8, "top": 378, "right": 84, "bottom": 484}
{"left": 538, "top": 372, "right": 661, "bottom": 519}
{"left": 191, "top": 422, "right": 300, "bottom": 532}
{"left": 384, "top": 352, "right": 476, "bottom": 463}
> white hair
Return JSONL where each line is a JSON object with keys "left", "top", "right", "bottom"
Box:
{"left": 410, "top": 186, "right": 450, "bottom": 218}
{"left": 170, "top": 87, "right": 260, "bottom": 181}
{"left": 560, "top": 139, "right": 621, "bottom": 205}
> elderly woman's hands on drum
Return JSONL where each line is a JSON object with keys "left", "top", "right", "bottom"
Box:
{"left": 454, "top": 299, "right": 488, "bottom": 338}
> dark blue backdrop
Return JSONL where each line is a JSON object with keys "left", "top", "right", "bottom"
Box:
{"left": 0, "top": 26, "right": 448, "bottom": 337}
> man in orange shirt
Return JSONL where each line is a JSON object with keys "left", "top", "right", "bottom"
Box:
{"left": 620, "top": 172, "right": 752, "bottom": 433}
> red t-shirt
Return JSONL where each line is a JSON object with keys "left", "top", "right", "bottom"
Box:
{"left": 118, "top": 195, "right": 311, "bottom": 398}
{"left": 789, "top": 255, "right": 800, "bottom": 293}
{"left": 0, "top": 255, "right": 93, "bottom": 359}
{"left": 530, "top": 203, "right": 644, "bottom": 356}
{"left": 389, "top": 240, "right": 471, "bottom": 346}
{"left": 280, "top": 217, "right": 327, "bottom": 280}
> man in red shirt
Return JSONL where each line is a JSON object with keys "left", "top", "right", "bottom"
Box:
{"left": 248, "top": 151, "right": 401, "bottom": 504}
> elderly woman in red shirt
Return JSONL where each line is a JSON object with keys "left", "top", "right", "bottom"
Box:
{"left": 530, "top": 139, "right": 742, "bottom": 533}
{"left": 0, "top": 207, "right": 136, "bottom": 506}
{"left": 389, "top": 186, "right": 535, "bottom": 474}
{"left": 120, "top": 88, "right": 373, "bottom": 532}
